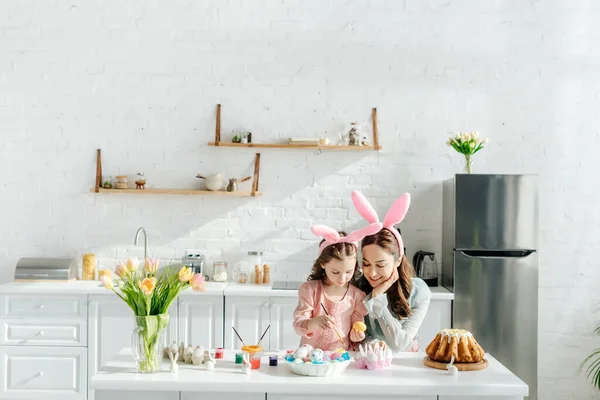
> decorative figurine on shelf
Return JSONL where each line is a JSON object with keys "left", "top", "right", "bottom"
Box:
{"left": 167, "top": 350, "right": 179, "bottom": 374}
{"left": 247, "top": 132, "right": 252, "bottom": 143}
{"left": 227, "top": 176, "right": 251, "bottom": 192}
{"left": 361, "top": 136, "right": 371, "bottom": 147}
{"left": 241, "top": 133, "right": 248, "bottom": 144}
{"left": 241, "top": 352, "right": 251, "bottom": 374}
{"left": 184, "top": 345, "right": 194, "bottom": 363}
{"left": 178, "top": 342, "right": 185, "bottom": 362}
{"left": 135, "top": 172, "right": 146, "bottom": 189}
{"left": 102, "top": 176, "right": 112, "bottom": 189}
{"left": 348, "top": 122, "right": 360, "bottom": 146}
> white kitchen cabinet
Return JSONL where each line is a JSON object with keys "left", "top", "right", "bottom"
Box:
{"left": 224, "top": 296, "right": 270, "bottom": 349}
{"left": 182, "top": 392, "right": 265, "bottom": 400}
{"left": 269, "top": 297, "right": 299, "bottom": 351}
{"left": 268, "top": 396, "right": 436, "bottom": 400}
{"left": 0, "top": 345, "right": 87, "bottom": 400}
{"left": 178, "top": 295, "right": 224, "bottom": 349}
{"left": 95, "top": 392, "right": 178, "bottom": 400}
{"left": 87, "top": 296, "right": 176, "bottom": 400}
{"left": 439, "top": 397, "right": 522, "bottom": 400}
{"left": 418, "top": 299, "right": 452, "bottom": 346}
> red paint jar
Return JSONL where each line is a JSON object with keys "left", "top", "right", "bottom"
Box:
{"left": 250, "top": 358, "right": 260, "bottom": 369}
{"left": 215, "top": 348, "right": 224, "bottom": 359}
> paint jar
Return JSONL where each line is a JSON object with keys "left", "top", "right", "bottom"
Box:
{"left": 235, "top": 353, "right": 243, "bottom": 364}
{"left": 214, "top": 348, "right": 224, "bottom": 359}
{"left": 269, "top": 356, "right": 278, "bottom": 366}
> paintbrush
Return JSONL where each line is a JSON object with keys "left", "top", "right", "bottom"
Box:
{"left": 320, "top": 302, "right": 345, "bottom": 347}
{"left": 257, "top": 324, "right": 270, "bottom": 347}
{"left": 232, "top": 327, "right": 247, "bottom": 347}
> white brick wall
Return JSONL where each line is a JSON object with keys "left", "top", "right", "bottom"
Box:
{"left": 1, "top": 0, "right": 599, "bottom": 397}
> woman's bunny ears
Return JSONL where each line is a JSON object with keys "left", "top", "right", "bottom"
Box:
{"left": 351, "top": 190, "right": 411, "bottom": 257}
{"left": 311, "top": 224, "right": 381, "bottom": 256}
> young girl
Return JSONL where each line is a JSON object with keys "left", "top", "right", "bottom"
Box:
{"left": 292, "top": 224, "right": 380, "bottom": 351}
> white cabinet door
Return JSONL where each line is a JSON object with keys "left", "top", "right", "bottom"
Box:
{"left": 0, "top": 346, "right": 87, "bottom": 400}
{"left": 418, "top": 299, "right": 451, "bottom": 346}
{"left": 88, "top": 296, "right": 176, "bottom": 400}
{"left": 182, "top": 392, "right": 265, "bottom": 400}
{"left": 178, "top": 295, "right": 224, "bottom": 349}
{"left": 439, "top": 397, "right": 522, "bottom": 400}
{"left": 224, "top": 296, "right": 270, "bottom": 350}
{"left": 95, "top": 391, "right": 178, "bottom": 400}
{"left": 269, "top": 297, "right": 298, "bottom": 351}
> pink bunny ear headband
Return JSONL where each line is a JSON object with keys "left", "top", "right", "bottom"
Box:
{"left": 351, "top": 190, "right": 411, "bottom": 258}
{"left": 311, "top": 224, "right": 381, "bottom": 256}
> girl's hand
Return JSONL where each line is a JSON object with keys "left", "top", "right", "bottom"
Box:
{"left": 349, "top": 328, "right": 366, "bottom": 343}
{"left": 307, "top": 315, "right": 335, "bottom": 333}
{"left": 372, "top": 267, "right": 399, "bottom": 298}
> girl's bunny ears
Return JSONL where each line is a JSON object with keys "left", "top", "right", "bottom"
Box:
{"left": 311, "top": 224, "right": 381, "bottom": 256}
{"left": 351, "top": 190, "right": 411, "bottom": 257}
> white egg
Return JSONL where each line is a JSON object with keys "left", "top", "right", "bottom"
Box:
{"left": 301, "top": 344, "right": 313, "bottom": 352}
{"left": 310, "top": 348, "right": 324, "bottom": 362}
{"left": 293, "top": 358, "right": 304, "bottom": 364}
{"left": 294, "top": 347, "right": 310, "bottom": 359}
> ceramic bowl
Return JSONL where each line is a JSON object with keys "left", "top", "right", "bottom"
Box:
{"left": 284, "top": 358, "right": 353, "bottom": 377}
{"left": 204, "top": 174, "right": 223, "bottom": 191}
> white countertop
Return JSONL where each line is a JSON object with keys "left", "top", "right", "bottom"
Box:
{"left": 0, "top": 281, "right": 454, "bottom": 300}
{"left": 90, "top": 348, "right": 527, "bottom": 397}
{"left": 0, "top": 281, "right": 229, "bottom": 296}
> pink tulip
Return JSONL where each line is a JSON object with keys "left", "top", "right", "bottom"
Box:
{"left": 189, "top": 274, "right": 206, "bottom": 292}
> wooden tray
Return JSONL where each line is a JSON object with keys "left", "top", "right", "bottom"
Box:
{"left": 423, "top": 356, "right": 488, "bottom": 371}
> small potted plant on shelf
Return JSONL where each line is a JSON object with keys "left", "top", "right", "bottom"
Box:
{"left": 580, "top": 324, "right": 600, "bottom": 390}
{"left": 232, "top": 135, "right": 241, "bottom": 143}
{"left": 102, "top": 176, "right": 112, "bottom": 189}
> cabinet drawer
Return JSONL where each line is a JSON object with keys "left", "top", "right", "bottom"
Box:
{"left": 0, "top": 295, "right": 86, "bottom": 319}
{"left": 0, "top": 319, "right": 86, "bottom": 346}
{"left": 0, "top": 346, "right": 86, "bottom": 400}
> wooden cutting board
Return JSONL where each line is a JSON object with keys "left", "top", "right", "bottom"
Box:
{"left": 423, "top": 356, "right": 488, "bottom": 371}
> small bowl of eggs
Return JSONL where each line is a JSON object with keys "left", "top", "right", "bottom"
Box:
{"left": 283, "top": 344, "right": 353, "bottom": 377}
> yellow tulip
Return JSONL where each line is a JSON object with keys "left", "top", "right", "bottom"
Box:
{"left": 178, "top": 266, "right": 194, "bottom": 282}
{"left": 126, "top": 257, "right": 139, "bottom": 272}
{"left": 138, "top": 277, "right": 156, "bottom": 295}
{"left": 115, "top": 263, "right": 128, "bottom": 278}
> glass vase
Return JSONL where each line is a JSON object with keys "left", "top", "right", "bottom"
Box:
{"left": 131, "top": 313, "right": 170, "bottom": 373}
{"left": 464, "top": 155, "right": 473, "bottom": 174}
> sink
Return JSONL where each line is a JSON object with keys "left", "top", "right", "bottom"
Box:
{"left": 271, "top": 281, "right": 304, "bottom": 290}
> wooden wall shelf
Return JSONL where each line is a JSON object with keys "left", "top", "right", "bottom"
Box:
{"left": 92, "top": 150, "right": 262, "bottom": 197}
{"left": 207, "top": 142, "right": 378, "bottom": 151}
{"left": 90, "top": 188, "right": 262, "bottom": 196}
{"left": 210, "top": 104, "right": 382, "bottom": 151}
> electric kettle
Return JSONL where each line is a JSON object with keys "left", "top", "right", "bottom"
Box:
{"left": 412, "top": 250, "right": 438, "bottom": 287}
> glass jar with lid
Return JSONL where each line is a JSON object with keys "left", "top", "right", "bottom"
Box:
{"left": 212, "top": 261, "right": 228, "bottom": 282}
{"left": 234, "top": 261, "right": 249, "bottom": 284}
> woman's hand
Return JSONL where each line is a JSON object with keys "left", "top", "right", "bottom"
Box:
{"left": 349, "top": 328, "right": 366, "bottom": 343}
{"left": 372, "top": 267, "right": 399, "bottom": 298}
{"left": 307, "top": 315, "right": 335, "bottom": 333}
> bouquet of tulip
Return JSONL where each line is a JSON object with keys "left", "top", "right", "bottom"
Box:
{"left": 446, "top": 132, "right": 489, "bottom": 174}
{"left": 100, "top": 258, "right": 206, "bottom": 373}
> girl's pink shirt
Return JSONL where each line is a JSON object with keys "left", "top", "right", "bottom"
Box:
{"left": 292, "top": 280, "right": 368, "bottom": 351}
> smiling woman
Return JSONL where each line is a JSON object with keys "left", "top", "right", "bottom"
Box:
{"left": 350, "top": 190, "right": 432, "bottom": 353}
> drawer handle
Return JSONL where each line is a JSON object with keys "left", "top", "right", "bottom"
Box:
{"left": 36, "top": 372, "right": 44, "bottom": 377}
{"left": 38, "top": 330, "right": 44, "bottom": 336}
{"left": 38, "top": 305, "right": 44, "bottom": 310}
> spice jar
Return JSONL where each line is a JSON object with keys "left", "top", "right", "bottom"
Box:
{"left": 212, "top": 261, "right": 228, "bottom": 282}
{"left": 234, "top": 261, "right": 249, "bottom": 284}
{"left": 115, "top": 175, "right": 128, "bottom": 189}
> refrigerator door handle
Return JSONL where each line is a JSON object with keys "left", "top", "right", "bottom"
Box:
{"left": 459, "top": 250, "right": 536, "bottom": 258}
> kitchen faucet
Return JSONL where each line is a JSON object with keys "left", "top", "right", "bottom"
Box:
{"left": 134, "top": 227, "right": 148, "bottom": 261}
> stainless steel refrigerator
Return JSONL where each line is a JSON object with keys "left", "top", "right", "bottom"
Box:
{"left": 442, "top": 174, "right": 538, "bottom": 400}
